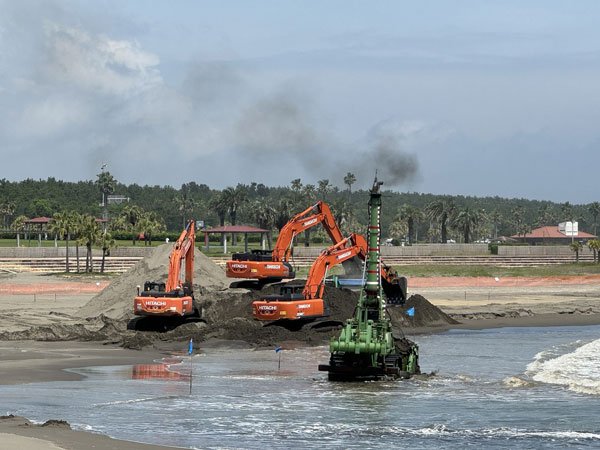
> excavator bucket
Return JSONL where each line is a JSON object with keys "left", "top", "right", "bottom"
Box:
{"left": 382, "top": 276, "right": 407, "bottom": 305}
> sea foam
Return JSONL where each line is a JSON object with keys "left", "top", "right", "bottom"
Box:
{"left": 526, "top": 338, "right": 600, "bottom": 395}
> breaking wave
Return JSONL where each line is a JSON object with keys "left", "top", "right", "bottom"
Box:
{"left": 526, "top": 338, "right": 600, "bottom": 395}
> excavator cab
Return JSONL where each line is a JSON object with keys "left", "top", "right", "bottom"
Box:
{"left": 258, "top": 284, "right": 305, "bottom": 302}
{"left": 141, "top": 281, "right": 166, "bottom": 293}
{"left": 232, "top": 249, "right": 273, "bottom": 262}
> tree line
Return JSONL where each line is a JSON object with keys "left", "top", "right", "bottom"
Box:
{"left": 1, "top": 173, "right": 600, "bottom": 247}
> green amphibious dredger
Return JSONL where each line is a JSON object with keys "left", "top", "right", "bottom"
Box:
{"left": 318, "top": 177, "right": 420, "bottom": 381}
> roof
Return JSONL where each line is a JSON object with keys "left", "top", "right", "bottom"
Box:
{"left": 204, "top": 225, "right": 269, "bottom": 234}
{"left": 511, "top": 226, "right": 597, "bottom": 239}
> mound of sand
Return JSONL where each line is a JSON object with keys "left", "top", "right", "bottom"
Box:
{"left": 120, "top": 287, "right": 457, "bottom": 349}
{"left": 76, "top": 244, "right": 231, "bottom": 320}
{"left": 3, "top": 243, "right": 458, "bottom": 348}
{"left": 387, "top": 294, "right": 460, "bottom": 332}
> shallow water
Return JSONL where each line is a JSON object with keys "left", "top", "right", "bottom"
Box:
{"left": 2, "top": 325, "right": 600, "bottom": 449}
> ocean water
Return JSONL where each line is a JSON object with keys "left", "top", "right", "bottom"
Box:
{"left": 1, "top": 325, "right": 600, "bottom": 449}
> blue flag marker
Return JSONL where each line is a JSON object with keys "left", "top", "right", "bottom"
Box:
{"left": 188, "top": 338, "right": 194, "bottom": 355}
{"left": 406, "top": 307, "right": 415, "bottom": 317}
{"left": 275, "top": 346, "right": 282, "bottom": 370}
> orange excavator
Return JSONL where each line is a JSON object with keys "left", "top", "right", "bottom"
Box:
{"left": 226, "top": 201, "right": 350, "bottom": 286}
{"left": 252, "top": 233, "right": 406, "bottom": 322}
{"left": 131, "top": 219, "right": 200, "bottom": 329}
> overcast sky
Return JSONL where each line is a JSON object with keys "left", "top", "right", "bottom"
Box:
{"left": 1, "top": 1, "right": 600, "bottom": 202}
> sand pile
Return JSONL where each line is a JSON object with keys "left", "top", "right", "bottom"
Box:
{"left": 120, "top": 285, "right": 361, "bottom": 349}
{"left": 0, "top": 243, "right": 459, "bottom": 347}
{"left": 76, "top": 244, "right": 230, "bottom": 320}
{"left": 387, "top": 294, "right": 460, "bottom": 332}
{"left": 121, "top": 286, "right": 457, "bottom": 349}
{"left": 0, "top": 315, "right": 127, "bottom": 342}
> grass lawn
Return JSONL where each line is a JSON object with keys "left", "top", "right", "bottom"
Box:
{"left": 389, "top": 263, "right": 600, "bottom": 278}
{"left": 291, "top": 263, "right": 600, "bottom": 279}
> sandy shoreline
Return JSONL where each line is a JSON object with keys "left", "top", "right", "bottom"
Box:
{"left": 0, "top": 415, "right": 179, "bottom": 450}
{"left": 1, "top": 272, "right": 599, "bottom": 449}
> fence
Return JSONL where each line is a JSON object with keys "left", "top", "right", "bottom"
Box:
{"left": 0, "top": 246, "right": 155, "bottom": 258}
{"left": 292, "top": 244, "right": 490, "bottom": 258}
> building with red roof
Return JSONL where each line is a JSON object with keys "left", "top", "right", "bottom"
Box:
{"left": 511, "top": 224, "right": 596, "bottom": 245}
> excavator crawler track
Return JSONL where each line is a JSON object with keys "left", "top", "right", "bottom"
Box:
{"left": 319, "top": 352, "right": 411, "bottom": 382}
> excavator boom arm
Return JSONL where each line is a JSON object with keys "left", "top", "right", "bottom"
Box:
{"left": 302, "top": 233, "right": 366, "bottom": 299}
{"left": 271, "top": 201, "right": 344, "bottom": 261}
{"left": 165, "top": 220, "right": 196, "bottom": 292}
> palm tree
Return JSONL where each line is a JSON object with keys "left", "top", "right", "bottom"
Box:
{"left": 177, "top": 185, "right": 197, "bottom": 229}
{"left": 511, "top": 205, "right": 528, "bottom": 238}
{"left": 588, "top": 202, "right": 600, "bottom": 237}
{"left": 222, "top": 185, "right": 247, "bottom": 226}
{"left": 222, "top": 185, "right": 248, "bottom": 245}
{"left": 452, "top": 206, "right": 484, "bottom": 243}
{"left": 79, "top": 215, "right": 100, "bottom": 272}
{"left": 275, "top": 198, "right": 294, "bottom": 231}
{"left": 388, "top": 219, "right": 408, "bottom": 243}
{"left": 489, "top": 209, "right": 502, "bottom": 239}
{"left": 570, "top": 241, "right": 583, "bottom": 263}
{"left": 299, "top": 184, "right": 319, "bottom": 246}
{"left": 209, "top": 194, "right": 228, "bottom": 227}
{"left": 290, "top": 178, "right": 303, "bottom": 203}
{"left": 302, "top": 184, "right": 317, "bottom": 204}
{"left": 252, "top": 200, "right": 276, "bottom": 248}
{"left": 561, "top": 201, "right": 574, "bottom": 222}
{"left": 70, "top": 212, "right": 84, "bottom": 273}
{"left": 587, "top": 239, "right": 600, "bottom": 263}
{"left": 343, "top": 172, "right": 357, "bottom": 201}
{"left": 397, "top": 204, "right": 423, "bottom": 244}
{"left": 536, "top": 204, "right": 556, "bottom": 228}
{"left": 209, "top": 193, "right": 228, "bottom": 246}
{"left": 48, "top": 212, "right": 74, "bottom": 272}
{"left": 561, "top": 202, "right": 576, "bottom": 243}
{"left": 95, "top": 170, "right": 116, "bottom": 221}
{"left": 119, "top": 205, "right": 144, "bottom": 245}
{"left": 331, "top": 200, "right": 356, "bottom": 236}
{"left": 99, "top": 231, "right": 115, "bottom": 273}
{"left": 137, "top": 213, "right": 165, "bottom": 246}
{"left": 317, "top": 179, "right": 330, "bottom": 201}
{"left": 11, "top": 215, "right": 28, "bottom": 247}
{"left": 425, "top": 199, "right": 455, "bottom": 243}
{"left": 0, "top": 200, "right": 16, "bottom": 229}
